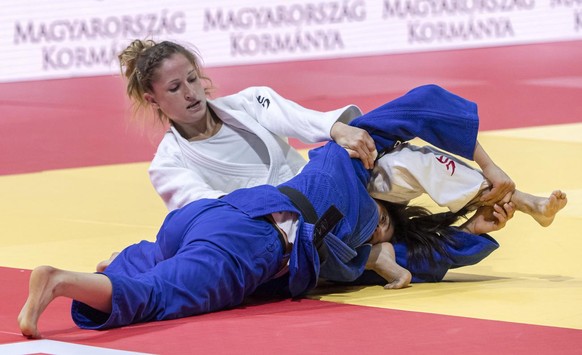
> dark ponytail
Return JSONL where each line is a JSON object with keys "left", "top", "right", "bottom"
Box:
{"left": 379, "top": 200, "right": 469, "bottom": 269}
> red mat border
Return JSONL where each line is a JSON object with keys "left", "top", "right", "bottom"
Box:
{"left": 3, "top": 267, "right": 581, "bottom": 354}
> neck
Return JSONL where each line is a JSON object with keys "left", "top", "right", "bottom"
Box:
{"left": 174, "top": 107, "right": 222, "bottom": 141}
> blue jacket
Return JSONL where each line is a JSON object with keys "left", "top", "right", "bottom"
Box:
{"left": 225, "top": 85, "right": 496, "bottom": 295}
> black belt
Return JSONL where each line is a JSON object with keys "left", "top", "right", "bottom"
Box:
{"left": 277, "top": 186, "right": 343, "bottom": 250}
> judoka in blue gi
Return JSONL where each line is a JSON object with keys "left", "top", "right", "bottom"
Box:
{"left": 18, "top": 85, "right": 504, "bottom": 338}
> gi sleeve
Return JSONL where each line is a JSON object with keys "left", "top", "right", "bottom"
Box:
{"left": 369, "top": 144, "right": 487, "bottom": 213}
{"left": 350, "top": 84, "right": 479, "bottom": 160}
{"left": 243, "top": 86, "right": 363, "bottom": 143}
{"left": 348, "top": 230, "right": 499, "bottom": 284}
{"left": 149, "top": 133, "right": 225, "bottom": 211}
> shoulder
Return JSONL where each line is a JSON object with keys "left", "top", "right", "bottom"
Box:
{"left": 154, "top": 128, "right": 181, "bottom": 155}
{"left": 210, "top": 86, "right": 281, "bottom": 111}
{"left": 210, "top": 86, "right": 280, "bottom": 103}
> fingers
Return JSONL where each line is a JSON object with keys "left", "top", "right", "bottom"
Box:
{"left": 351, "top": 131, "right": 377, "bottom": 169}
{"left": 494, "top": 202, "right": 515, "bottom": 220}
{"left": 491, "top": 202, "right": 515, "bottom": 230}
{"left": 500, "top": 191, "right": 513, "bottom": 204}
{"left": 331, "top": 123, "right": 377, "bottom": 169}
{"left": 480, "top": 184, "right": 513, "bottom": 205}
{"left": 479, "top": 165, "right": 516, "bottom": 205}
{"left": 345, "top": 138, "right": 377, "bottom": 169}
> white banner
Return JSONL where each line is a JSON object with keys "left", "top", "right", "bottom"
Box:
{"left": 1, "top": 0, "right": 581, "bottom": 83}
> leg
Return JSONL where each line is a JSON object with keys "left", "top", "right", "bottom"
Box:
{"left": 96, "top": 252, "right": 119, "bottom": 272}
{"left": 469, "top": 187, "right": 567, "bottom": 227}
{"left": 370, "top": 144, "right": 487, "bottom": 213}
{"left": 73, "top": 203, "right": 285, "bottom": 330}
{"left": 511, "top": 190, "right": 568, "bottom": 227}
{"left": 18, "top": 266, "right": 112, "bottom": 339}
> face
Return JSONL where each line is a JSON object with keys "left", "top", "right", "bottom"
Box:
{"left": 143, "top": 53, "right": 208, "bottom": 131}
{"left": 368, "top": 201, "right": 394, "bottom": 245}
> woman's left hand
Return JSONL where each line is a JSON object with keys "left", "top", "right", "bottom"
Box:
{"left": 330, "top": 122, "right": 377, "bottom": 169}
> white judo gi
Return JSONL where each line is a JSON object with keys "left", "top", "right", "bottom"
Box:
{"left": 368, "top": 143, "right": 488, "bottom": 213}
{"left": 149, "top": 86, "right": 362, "bottom": 211}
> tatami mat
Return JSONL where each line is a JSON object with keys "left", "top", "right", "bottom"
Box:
{"left": 1, "top": 41, "right": 581, "bottom": 353}
{"left": 318, "top": 124, "right": 582, "bottom": 329}
{"left": 1, "top": 124, "right": 580, "bottom": 333}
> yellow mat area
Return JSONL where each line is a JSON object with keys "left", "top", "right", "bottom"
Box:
{"left": 1, "top": 124, "right": 581, "bottom": 329}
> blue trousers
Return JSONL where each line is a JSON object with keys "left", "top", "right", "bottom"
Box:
{"left": 72, "top": 199, "right": 285, "bottom": 329}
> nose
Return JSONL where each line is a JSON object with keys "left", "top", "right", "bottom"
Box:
{"left": 185, "top": 84, "right": 196, "bottom": 101}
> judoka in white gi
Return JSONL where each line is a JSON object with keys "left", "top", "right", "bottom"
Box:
{"left": 118, "top": 39, "right": 376, "bottom": 211}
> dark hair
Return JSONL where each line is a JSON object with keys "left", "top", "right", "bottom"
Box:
{"left": 378, "top": 200, "right": 469, "bottom": 269}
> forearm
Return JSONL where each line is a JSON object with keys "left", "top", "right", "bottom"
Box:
{"left": 473, "top": 140, "right": 496, "bottom": 171}
{"left": 471, "top": 140, "right": 515, "bottom": 205}
{"left": 252, "top": 87, "right": 361, "bottom": 143}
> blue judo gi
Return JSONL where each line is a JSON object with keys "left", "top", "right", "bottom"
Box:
{"left": 348, "top": 84, "right": 499, "bottom": 282}
{"left": 71, "top": 85, "right": 498, "bottom": 330}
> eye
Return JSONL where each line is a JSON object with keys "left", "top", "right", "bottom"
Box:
{"left": 188, "top": 76, "right": 198, "bottom": 83}
{"left": 169, "top": 84, "right": 179, "bottom": 92}
{"left": 379, "top": 214, "right": 387, "bottom": 225}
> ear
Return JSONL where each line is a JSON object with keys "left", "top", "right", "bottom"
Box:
{"left": 144, "top": 93, "right": 158, "bottom": 108}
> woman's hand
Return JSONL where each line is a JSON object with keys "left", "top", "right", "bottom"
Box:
{"left": 461, "top": 202, "right": 516, "bottom": 235}
{"left": 473, "top": 141, "right": 515, "bottom": 205}
{"left": 330, "top": 122, "right": 377, "bottom": 169}
{"left": 480, "top": 164, "right": 515, "bottom": 206}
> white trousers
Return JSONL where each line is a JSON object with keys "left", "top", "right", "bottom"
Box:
{"left": 368, "top": 144, "right": 488, "bottom": 213}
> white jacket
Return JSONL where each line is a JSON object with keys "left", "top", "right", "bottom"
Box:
{"left": 150, "top": 86, "right": 362, "bottom": 211}
{"left": 368, "top": 144, "right": 487, "bottom": 213}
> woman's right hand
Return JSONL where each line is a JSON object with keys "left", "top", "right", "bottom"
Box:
{"left": 330, "top": 122, "right": 378, "bottom": 169}
{"left": 480, "top": 164, "right": 515, "bottom": 206}
{"left": 473, "top": 141, "right": 515, "bottom": 205}
{"left": 461, "top": 202, "right": 516, "bottom": 235}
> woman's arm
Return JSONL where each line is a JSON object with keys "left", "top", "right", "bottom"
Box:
{"left": 473, "top": 141, "right": 516, "bottom": 205}
{"left": 226, "top": 86, "right": 377, "bottom": 168}
{"left": 149, "top": 139, "right": 226, "bottom": 211}
{"left": 246, "top": 86, "right": 362, "bottom": 142}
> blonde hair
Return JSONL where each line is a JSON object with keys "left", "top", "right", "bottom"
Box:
{"left": 118, "top": 39, "right": 213, "bottom": 125}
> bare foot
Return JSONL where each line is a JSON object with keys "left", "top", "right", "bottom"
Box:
{"left": 382, "top": 255, "right": 412, "bottom": 289}
{"left": 534, "top": 190, "right": 568, "bottom": 227}
{"left": 367, "top": 243, "right": 412, "bottom": 289}
{"left": 514, "top": 190, "right": 568, "bottom": 227}
{"left": 18, "top": 266, "right": 63, "bottom": 339}
{"left": 96, "top": 252, "right": 120, "bottom": 272}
